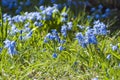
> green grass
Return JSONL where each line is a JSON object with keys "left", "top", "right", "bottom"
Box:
{"left": 0, "top": 6, "right": 120, "bottom": 80}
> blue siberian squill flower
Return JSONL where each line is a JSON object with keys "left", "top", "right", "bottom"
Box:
{"left": 8, "top": 3, "right": 13, "bottom": 10}
{"left": 34, "top": 21, "right": 43, "bottom": 27}
{"left": 60, "top": 40, "right": 66, "bottom": 44}
{"left": 92, "top": 77, "right": 98, "bottom": 80}
{"left": 24, "top": 30, "right": 33, "bottom": 40}
{"left": 58, "top": 46, "right": 64, "bottom": 51}
{"left": 10, "top": 24, "right": 19, "bottom": 35}
{"left": 8, "top": 41, "right": 17, "bottom": 55}
{"left": 18, "top": 16, "right": 26, "bottom": 22}
{"left": 61, "top": 24, "right": 67, "bottom": 37}
{"left": 39, "top": 6, "right": 45, "bottom": 11}
{"left": 111, "top": 45, "right": 118, "bottom": 51}
{"left": 101, "top": 14, "right": 107, "bottom": 18}
{"left": 61, "top": 12, "right": 67, "bottom": 17}
{"left": 52, "top": 8, "right": 59, "bottom": 13}
{"left": 105, "top": 8, "right": 110, "bottom": 16}
{"left": 76, "top": 32, "right": 84, "bottom": 41}
{"left": 90, "top": 7, "right": 96, "bottom": 12}
{"left": 2, "top": 0, "right": 9, "bottom": 7}
{"left": 61, "top": 17, "right": 68, "bottom": 22}
{"left": 105, "top": 8, "right": 110, "bottom": 13}
{"left": 44, "top": 33, "right": 52, "bottom": 43}
{"left": 39, "top": 0, "right": 44, "bottom": 5}
{"left": 85, "top": 29, "right": 97, "bottom": 44}
{"left": 52, "top": 53, "right": 57, "bottom": 58}
{"left": 13, "top": 2, "right": 17, "bottom": 8}
{"left": 4, "top": 39, "right": 17, "bottom": 55}
{"left": 0, "top": 48, "right": 2, "bottom": 53}
{"left": 36, "top": 16, "right": 43, "bottom": 21}
{"left": 77, "top": 24, "right": 84, "bottom": 30}
{"left": 51, "top": 0, "right": 56, "bottom": 3}
{"left": 95, "top": 14, "right": 100, "bottom": 19}
{"left": 44, "top": 29, "right": 60, "bottom": 43}
{"left": 106, "top": 54, "right": 111, "bottom": 60}
{"left": 16, "top": 6, "right": 22, "bottom": 14}
{"left": 86, "top": 35, "right": 97, "bottom": 44}
{"left": 19, "top": 1, "right": 24, "bottom": 6}
{"left": 25, "top": 0, "right": 31, "bottom": 6}
{"left": 67, "top": 22, "right": 72, "bottom": 30}
{"left": 51, "top": 29, "right": 60, "bottom": 42}
{"left": 93, "top": 20, "right": 107, "bottom": 35}
{"left": 61, "top": 12, "right": 68, "bottom": 22}
{"left": 76, "top": 32, "right": 87, "bottom": 48}
{"left": 15, "top": 8, "right": 21, "bottom": 14}
{"left": 24, "top": 22, "right": 30, "bottom": 28}
{"left": 67, "top": 0, "right": 72, "bottom": 6}
{"left": 98, "top": 4, "right": 103, "bottom": 10}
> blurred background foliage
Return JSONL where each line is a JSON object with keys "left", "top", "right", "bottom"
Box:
{"left": 1, "top": 0, "right": 120, "bottom": 33}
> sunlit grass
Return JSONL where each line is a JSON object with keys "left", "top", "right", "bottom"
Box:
{"left": 0, "top": 4, "right": 120, "bottom": 80}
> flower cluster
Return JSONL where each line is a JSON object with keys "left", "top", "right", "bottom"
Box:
{"left": 61, "top": 22, "right": 73, "bottom": 37}
{"left": 4, "top": 39, "right": 17, "bottom": 55}
{"left": 44, "top": 29, "right": 60, "bottom": 43}
{"left": 76, "top": 20, "right": 107, "bottom": 48}
{"left": 2, "top": 0, "right": 91, "bottom": 14}
{"left": 88, "top": 4, "right": 111, "bottom": 19}
{"left": 2, "top": 0, "right": 31, "bottom": 14}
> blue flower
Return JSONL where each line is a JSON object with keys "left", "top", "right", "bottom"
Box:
{"left": 67, "top": 22, "right": 72, "bottom": 30}
{"left": 15, "top": 8, "right": 21, "bottom": 14}
{"left": 93, "top": 20, "right": 107, "bottom": 35}
{"left": 95, "top": 14, "right": 100, "bottom": 19}
{"left": 13, "top": 2, "right": 17, "bottom": 8}
{"left": 44, "top": 29, "right": 60, "bottom": 43}
{"left": 105, "top": 8, "right": 110, "bottom": 13}
{"left": 106, "top": 54, "right": 111, "bottom": 60}
{"left": 112, "top": 45, "right": 118, "bottom": 51}
{"left": 39, "top": 0, "right": 44, "bottom": 5}
{"left": 61, "top": 17, "right": 68, "bottom": 22}
{"left": 98, "top": 4, "right": 103, "bottom": 9}
{"left": 86, "top": 35, "right": 97, "bottom": 44}
{"left": 58, "top": 46, "right": 64, "bottom": 51}
{"left": 76, "top": 32, "right": 84, "bottom": 41}
{"left": 51, "top": 0, "right": 56, "bottom": 3}
{"left": 101, "top": 14, "right": 107, "bottom": 18}
{"left": 25, "top": 0, "right": 31, "bottom": 6}
{"left": 2, "top": 1, "right": 9, "bottom": 7}
{"left": 24, "top": 30, "right": 33, "bottom": 39}
{"left": 24, "top": 22, "right": 30, "bottom": 28}
{"left": 67, "top": 0, "right": 72, "bottom": 6}
{"left": 92, "top": 77, "right": 98, "bottom": 80}
{"left": 8, "top": 3, "right": 13, "bottom": 10}
{"left": 10, "top": 24, "right": 19, "bottom": 35}
{"left": 61, "top": 12, "right": 68, "bottom": 17}
{"left": 60, "top": 40, "right": 66, "bottom": 44}
{"left": 39, "top": 6, "right": 45, "bottom": 11}
{"left": 0, "top": 48, "right": 2, "bottom": 53}
{"left": 34, "top": 21, "right": 43, "bottom": 27}
{"left": 4, "top": 39, "right": 17, "bottom": 55}
{"left": 77, "top": 24, "right": 84, "bottom": 29}
{"left": 90, "top": 7, "right": 96, "bottom": 12}
{"left": 76, "top": 32, "right": 87, "bottom": 48}
{"left": 8, "top": 41, "right": 17, "bottom": 55}
{"left": 61, "top": 12, "right": 68, "bottom": 22}
{"left": 61, "top": 24, "right": 67, "bottom": 37}
{"left": 52, "top": 53, "right": 57, "bottom": 58}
